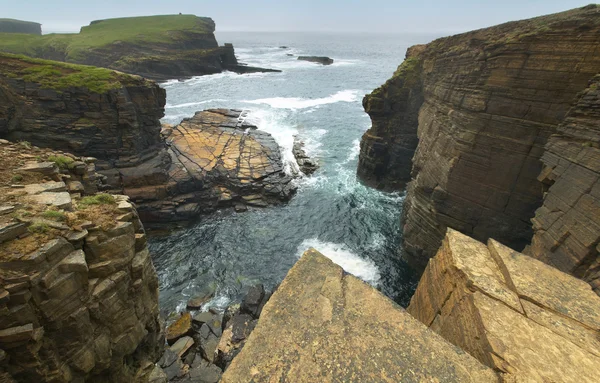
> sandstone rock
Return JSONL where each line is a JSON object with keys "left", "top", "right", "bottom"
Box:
{"left": 292, "top": 136, "right": 318, "bottom": 176}
{"left": 408, "top": 229, "right": 600, "bottom": 382}
{"left": 221, "top": 249, "right": 498, "bottom": 382}
{"left": 170, "top": 336, "right": 195, "bottom": 358}
{"left": 166, "top": 312, "right": 193, "bottom": 345}
{"left": 0, "top": 222, "right": 27, "bottom": 244}
{"left": 186, "top": 286, "right": 216, "bottom": 310}
{"left": 528, "top": 75, "right": 600, "bottom": 295}
{"left": 23, "top": 181, "right": 67, "bottom": 195}
{"left": 16, "top": 162, "right": 58, "bottom": 176}
{"left": 356, "top": 6, "right": 600, "bottom": 265}
{"left": 27, "top": 191, "right": 72, "bottom": 210}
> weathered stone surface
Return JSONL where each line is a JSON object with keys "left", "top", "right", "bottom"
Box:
{"left": 186, "top": 286, "right": 216, "bottom": 310}
{"left": 170, "top": 336, "right": 195, "bottom": 358}
{"left": 222, "top": 249, "right": 498, "bottom": 382}
{"left": 528, "top": 75, "right": 600, "bottom": 295}
{"left": 357, "top": 6, "right": 600, "bottom": 264}
{"left": 118, "top": 109, "right": 297, "bottom": 224}
{"left": 27, "top": 191, "right": 72, "bottom": 209}
{"left": 166, "top": 312, "right": 193, "bottom": 345}
{"left": 408, "top": 229, "right": 600, "bottom": 382}
{"left": 0, "top": 142, "right": 163, "bottom": 382}
{"left": 292, "top": 136, "right": 318, "bottom": 176}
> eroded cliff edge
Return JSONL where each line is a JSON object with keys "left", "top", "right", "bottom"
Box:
{"left": 0, "top": 141, "right": 162, "bottom": 382}
{"left": 357, "top": 5, "right": 600, "bottom": 267}
{"left": 0, "top": 54, "right": 297, "bottom": 225}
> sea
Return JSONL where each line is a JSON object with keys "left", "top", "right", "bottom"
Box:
{"left": 149, "top": 32, "right": 440, "bottom": 314}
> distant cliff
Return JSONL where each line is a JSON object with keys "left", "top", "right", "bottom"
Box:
{"left": 357, "top": 5, "right": 600, "bottom": 270}
{"left": 0, "top": 15, "right": 276, "bottom": 80}
{"left": 0, "top": 18, "right": 41, "bottom": 35}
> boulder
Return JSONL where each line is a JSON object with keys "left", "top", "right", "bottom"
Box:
{"left": 408, "top": 229, "right": 600, "bottom": 382}
{"left": 221, "top": 249, "right": 497, "bottom": 382}
{"left": 166, "top": 312, "right": 193, "bottom": 345}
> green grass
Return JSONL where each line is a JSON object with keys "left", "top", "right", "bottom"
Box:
{"left": 0, "top": 53, "right": 144, "bottom": 93}
{"left": 79, "top": 193, "right": 116, "bottom": 207}
{"left": 28, "top": 222, "right": 49, "bottom": 234}
{"left": 42, "top": 210, "right": 66, "bottom": 221}
{"left": 11, "top": 174, "right": 23, "bottom": 183}
{"left": 0, "top": 15, "right": 214, "bottom": 62}
{"left": 47, "top": 155, "right": 75, "bottom": 169}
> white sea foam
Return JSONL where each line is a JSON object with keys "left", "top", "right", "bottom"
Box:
{"left": 165, "top": 99, "right": 228, "bottom": 109}
{"left": 297, "top": 239, "right": 381, "bottom": 286}
{"left": 346, "top": 139, "right": 361, "bottom": 162}
{"left": 243, "top": 90, "right": 360, "bottom": 110}
{"left": 245, "top": 109, "right": 300, "bottom": 175}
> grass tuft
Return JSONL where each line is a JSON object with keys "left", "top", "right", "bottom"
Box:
{"left": 79, "top": 193, "right": 116, "bottom": 207}
{"left": 47, "top": 155, "right": 74, "bottom": 169}
{"left": 28, "top": 222, "right": 49, "bottom": 234}
{"left": 42, "top": 210, "right": 66, "bottom": 221}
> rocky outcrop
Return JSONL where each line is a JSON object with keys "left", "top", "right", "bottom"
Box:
{"left": 357, "top": 5, "right": 600, "bottom": 264}
{"left": 358, "top": 45, "right": 424, "bottom": 190}
{"left": 151, "top": 284, "right": 271, "bottom": 382}
{"left": 222, "top": 249, "right": 499, "bottom": 382}
{"left": 408, "top": 229, "right": 600, "bottom": 382}
{"left": 0, "top": 16, "right": 279, "bottom": 81}
{"left": 0, "top": 19, "right": 41, "bottom": 35}
{"left": 0, "top": 140, "right": 162, "bottom": 382}
{"left": 527, "top": 75, "right": 600, "bottom": 295}
{"left": 0, "top": 53, "right": 166, "bottom": 165}
{"left": 292, "top": 136, "right": 318, "bottom": 176}
{"left": 297, "top": 56, "right": 334, "bottom": 65}
{"left": 0, "top": 55, "right": 296, "bottom": 225}
{"left": 114, "top": 109, "right": 296, "bottom": 224}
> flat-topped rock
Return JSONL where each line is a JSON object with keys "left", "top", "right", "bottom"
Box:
{"left": 222, "top": 249, "right": 498, "bottom": 382}
{"left": 297, "top": 56, "right": 334, "bottom": 65}
{"left": 408, "top": 229, "right": 600, "bottom": 382}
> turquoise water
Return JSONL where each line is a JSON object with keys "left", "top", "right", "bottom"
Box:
{"left": 149, "top": 32, "right": 439, "bottom": 313}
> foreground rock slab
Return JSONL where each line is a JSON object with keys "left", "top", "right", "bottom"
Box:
{"left": 222, "top": 249, "right": 498, "bottom": 382}
{"left": 408, "top": 229, "right": 600, "bottom": 382}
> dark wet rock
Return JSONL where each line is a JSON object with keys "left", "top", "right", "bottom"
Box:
{"left": 170, "top": 336, "right": 195, "bottom": 358}
{"left": 158, "top": 349, "right": 179, "bottom": 368}
{"left": 292, "top": 136, "right": 319, "bottom": 176}
{"left": 187, "top": 362, "right": 222, "bottom": 383}
{"left": 231, "top": 314, "right": 257, "bottom": 343}
{"left": 193, "top": 312, "right": 223, "bottom": 338}
{"left": 198, "top": 324, "right": 220, "bottom": 363}
{"left": 187, "top": 286, "right": 216, "bottom": 310}
{"left": 297, "top": 56, "right": 334, "bottom": 65}
{"left": 148, "top": 365, "right": 168, "bottom": 383}
{"left": 279, "top": 46, "right": 288, "bottom": 49}
{"left": 241, "top": 284, "right": 271, "bottom": 318}
{"left": 163, "top": 358, "right": 186, "bottom": 381}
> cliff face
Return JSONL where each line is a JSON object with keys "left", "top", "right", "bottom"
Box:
{"left": 528, "top": 75, "right": 600, "bottom": 295}
{"left": 0, "top": 19, "right": 41, "bottom": 35}
{"left": 357, "top": 5, "right": 600, "bottom": 264}
{"left": 0, "top": 141, "right": 162, "bottom": 382}
{"left": 0, "top": 53, "right": 166, "bottom": 164}
{"left": 408, "top": 229, "right": 600, "bottom": 382}
{"left": 0, "top": 55, "right": 297, "bottom": 225}
{"left": 357, "top": 45, "right": 425, "bottom": 190}
{"left": 0, "top": 15, "right": 276, "bottom": 81}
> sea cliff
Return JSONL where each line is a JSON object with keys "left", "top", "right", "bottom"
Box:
{"left": 357, "top": 5, "right": 600, "bottom": 274}
{"left": 0, "top": 15, "right": 277, "bottom": 81}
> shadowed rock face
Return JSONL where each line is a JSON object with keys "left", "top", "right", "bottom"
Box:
{"left": 528, "top": 75, "right": 600, "bottom": 295}
{"left": 357, "top": 5, "right": 600, "bottom": 265}
{"left": 0, "top": 141, "right": 163, "bottom": 382}
{"left": 221, "top": 249, "right": 498, "bottom": 382}
{"left": 408, "top": 229, "right": 600, "bottom": 382}
{"left": 0, "top": 54, "right": 166, "bottom": 164}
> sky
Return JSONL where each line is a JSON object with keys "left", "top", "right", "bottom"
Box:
{"left": 0, "top": 0, "right": 593, "bottom": 34}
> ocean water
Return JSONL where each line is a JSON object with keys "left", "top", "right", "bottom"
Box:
{"left": 149, "top": 32, "right": 439, "bottom": 314}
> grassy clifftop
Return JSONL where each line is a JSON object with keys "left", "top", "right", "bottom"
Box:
{"left": 0, "top": 52, "right": 151, "bottom": 93}
{"left": 0, "top": 18, "right": 41, "bottom": 35}
{"left": 0, "top": 15, "right": 216, "bottom": 62}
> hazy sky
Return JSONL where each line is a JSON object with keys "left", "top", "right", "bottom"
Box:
{"left": 1, "top": 0, "right": 592, "bottom": 33}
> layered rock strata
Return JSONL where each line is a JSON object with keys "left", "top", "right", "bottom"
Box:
{"left": 0, "top": 53, "right": 166, "bottom": 165}
{"left": 0, "top": 56, "right": 296, "bottom": 225}
{"left": 114, "top": 109, "right": 296, "bottom": 224}
{"left": 408, "top": 229, "right": 600, "bottom": 382}
{"left": 358, "top": 5, "right": 600, "bottom": 264}
{"left": 527, "top": 75, "right": 600, "bottom": 295}
{"left": 0, "top": 140, "right": 163, "bottom": 382}
{"left": 222, "top": 249, "right": 499, "bottom": 382}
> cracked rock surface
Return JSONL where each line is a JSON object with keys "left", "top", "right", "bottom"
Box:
{"left": 221, "top": 249, "right": 498, "bottom": 383}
